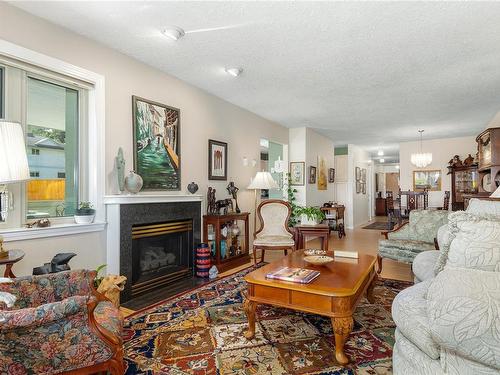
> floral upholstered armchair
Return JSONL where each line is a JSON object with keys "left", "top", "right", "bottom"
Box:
{"left": 377, "top": 209, "right": 449, "bottom": 273}
{"left": 0, "top": 270, "right": 124, "bottom": 374}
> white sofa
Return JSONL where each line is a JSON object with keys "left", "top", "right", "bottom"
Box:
{"left": 392, "top": 202, "right": 500, "bottom": 375}
{"left": 412, "top": 198, "right": 500, "bottom": 283}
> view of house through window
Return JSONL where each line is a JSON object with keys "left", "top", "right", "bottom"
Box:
{"left": 26, "top": 77, "right": 79, "bottom": 219}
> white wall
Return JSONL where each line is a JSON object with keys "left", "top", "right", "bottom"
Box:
{"left": 305, "top": 128, "right": 335, "bottom": 206}
{"left": 0, "top": 3, "right": 289, "bottom": 276}
{"left": 288, "top": 127, "right": 307, "bottom": 206}
{"left": 288, "top": 127, "right": 335, "bottom": 207}
{"left": 348, "top": 144, "right": 371, "bottom": 228}
{"left": 399, "top": 136, "right": 476, "bottom": 207}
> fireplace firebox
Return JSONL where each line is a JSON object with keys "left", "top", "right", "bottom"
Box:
{"left": 131, "top": 220, "right": 193, "bottom": 297}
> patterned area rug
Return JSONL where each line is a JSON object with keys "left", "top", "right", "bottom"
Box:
{"left": 123, "top": 265, "right": 412, "bottom": 374}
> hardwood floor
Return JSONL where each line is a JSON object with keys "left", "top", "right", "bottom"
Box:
{"left": 121, "top": 217, "right": 412, "bottom": 316}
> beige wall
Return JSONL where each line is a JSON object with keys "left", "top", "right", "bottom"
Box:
{"left": 399, "top": 136, "right": 476, "bottom": 207}
{"left": 288, "top": 127, "right": 335, "bottom": 207}
{"left": 0, "top": 3, "right": 288, "bottom": 276}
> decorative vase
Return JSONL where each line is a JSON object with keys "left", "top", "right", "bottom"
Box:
{"left": 187, "top": 182, "right": 199, "bottom": 194}
{"left": 125, "top": 170, "right": 143, "bottom": 194}
{"left": 231, "top": 221, "right": 240, "bottom": 236}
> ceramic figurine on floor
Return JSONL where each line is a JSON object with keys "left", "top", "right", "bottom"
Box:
{"left": 209, "top": 265, "right": 218, "bottom": 279}
{"left": 125, "top": 170, "right": 143, "bottom": 194}
{"left": 226, "top": 181, "right": 241, "bottom": 213}
{"left": 115, "top": 147, "right": 126, "bottom": 194}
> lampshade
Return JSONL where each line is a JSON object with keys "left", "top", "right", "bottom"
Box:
{"left": 0, "top": 121, "right": 30, "bottom": 184}
{"left": 247, "top": 171, "right": 278, "bottom": 190}
{"left": 492, "top": 184, "right": 500, "bottom": 198}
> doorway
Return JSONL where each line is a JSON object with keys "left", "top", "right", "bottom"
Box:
{"left": 386, "top": 173, "right": 400, "bottom": 193}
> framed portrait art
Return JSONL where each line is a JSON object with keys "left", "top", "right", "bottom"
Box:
{"left": 355, "top": 167, "right": 361, "bottom": 181}
{"left": 328, "top": 168, "right": 335, "bottom": 183}
{"left": 290, "top": 162, "right": 305, "bottom": 185}
{"left": 309, "top": 166, "right": 317, "bottom": 184}
{"left": 208, "top": 139, "right": 228, "bottom": 180}
{"left": 132, "top": 96, "right": 180, "bottom": 191}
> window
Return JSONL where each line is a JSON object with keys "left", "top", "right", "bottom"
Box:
{"left": 26, "top": 77, "right": 79, "bottom": 220}
{"left": 0, "top": 58, "right": 89, "bottom": 227}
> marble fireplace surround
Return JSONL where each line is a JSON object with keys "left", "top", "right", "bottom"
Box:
{"left": 104, "top": 194, "right": 203, "bottom": 302}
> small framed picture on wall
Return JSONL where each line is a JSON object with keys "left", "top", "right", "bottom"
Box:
{"left": 309, "top": 166, "right": 317, "bottom": 184}
{"left": 289, "top": 162, "right": 305, "bottom": 186}
{"left": 328, "top": 168, "right": 335, "bottom": 183}
{"left": 356, "top": 181, "right": 361, "bottom": 194}
{"left": 355, "top": 167, "right": 361, "bottom": 181}
{"left": 208, "top": 139, "right": 228, "bottom": 180}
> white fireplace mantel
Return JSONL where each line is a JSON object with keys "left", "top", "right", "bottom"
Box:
{"left": 103, "top": 194, "right": 203, "bottom": 205}
{"left": 105, "top": 194, "right": 203, "bottom": 274}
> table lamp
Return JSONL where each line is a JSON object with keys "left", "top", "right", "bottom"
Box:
{"left": 247, "top": 171, "right": 278, "bottom": 236}
{"left": 0, "top": 121, "right": 30, "bottom": 257}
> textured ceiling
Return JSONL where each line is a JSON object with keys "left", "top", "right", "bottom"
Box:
{"left": 10, "top": 1, "right": 500, "bottom": 162}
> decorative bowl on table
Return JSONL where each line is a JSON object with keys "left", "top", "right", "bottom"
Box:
{"left": 304, "top": 249, "right": 327, "bottom": 256}
{"left": 303, "top": 255, "right": 334, "bottom": 266}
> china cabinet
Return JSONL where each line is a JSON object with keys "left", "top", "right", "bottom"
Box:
{"left": 449, "top": 165, "right": 479, "bottom": 211}
{"left": 203, "top": 212, "right": 249, "bottom": 273}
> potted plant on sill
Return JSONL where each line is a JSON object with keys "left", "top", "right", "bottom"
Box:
{"left": 74, "top": 201, "right": 95, "bottom": 224}
{"left": 297, "top": 206, "right": 326, "bottom": 225}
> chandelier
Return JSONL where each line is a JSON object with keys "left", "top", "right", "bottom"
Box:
{"left": 411, "top": 130, "right": 432, "bottom": 168}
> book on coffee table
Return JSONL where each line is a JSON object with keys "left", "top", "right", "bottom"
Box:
{"left": 266, "top": 267, "right": 320, "bottom": 284}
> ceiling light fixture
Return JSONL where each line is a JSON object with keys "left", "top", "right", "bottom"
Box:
{"left": 379, "top": 158, "right": 385, "bottom": 163}
{"left": 377, "top": 150, "right": 384, "bottom": 156}
{"left": 395, "top": 165, "right": 400, "bottom": 170}
{"left": 225, "top": 67, "right": 243, "bottom": 77}
{"left": 411, "top": 130, "right": 432, "bottom": 168}
{"left": 161, "top": 26, "right": 185, "bottom": 41}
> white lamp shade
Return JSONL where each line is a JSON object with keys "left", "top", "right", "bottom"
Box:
{"left": 247, "top": 171, "right": 278, "bottom": 190}
{"left": 492, "top": 184, "right": 500, "bottom": 198}
{"left": 0, "top": 121, "right": 30, "bottom": 184}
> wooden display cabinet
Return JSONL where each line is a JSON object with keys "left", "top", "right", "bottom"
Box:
{"left": 449, "top": 165, "right": 479, "bottom": 211}
{"left": 203, "top": 212, "right": 250, "bottom": 273}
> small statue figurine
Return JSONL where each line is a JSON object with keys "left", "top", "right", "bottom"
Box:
{"left": 209, "top": 265, "right": 219, "bottom": 279}
{"left": 463, "top": 154, "right": 475, "bottom": 167}
{"left": 226, "top": 181, "right": 241, "bottom": 213}
{"left": 207, "top": 187, "right": 217, "bottom": 215}
{"left": 115, "top": 147, "right": 126, "bottom": 194}
{"left": 448, "top": 155, "right": 463, "bottom": 168}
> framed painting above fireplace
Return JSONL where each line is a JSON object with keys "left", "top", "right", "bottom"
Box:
{"left": 132, "top": 96, "right": 180, "bottom": 191}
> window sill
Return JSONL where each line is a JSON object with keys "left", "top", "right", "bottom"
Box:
{"left": 0, "top": 221, "right": 106, "bottom": 242}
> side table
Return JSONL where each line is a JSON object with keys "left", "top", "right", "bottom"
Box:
{"left": 0, "top": 249, "right": 25, "bottom": 278}
{"left": 294, "top": 224, "right": 330, "bottom": 250}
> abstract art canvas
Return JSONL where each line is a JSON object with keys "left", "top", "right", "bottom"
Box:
{"left": 317, "top": 156, "right": 327, "bottom": 190}
{"left": 209, "top": 139, "right": 228, "bottom": 180}
{"left": 132, "top": 96, "right": 180, "bottom": 190}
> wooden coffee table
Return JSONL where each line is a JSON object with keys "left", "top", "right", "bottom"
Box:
{"left": 243, "top": 250, "right": 377, "bottom": 365}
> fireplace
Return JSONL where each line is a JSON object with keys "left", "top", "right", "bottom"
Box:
{"left": 109, "top": 198, "right": 202, "bottom": 304}
{"left": 131, "top": 220, "right": 193, "bottom": 297}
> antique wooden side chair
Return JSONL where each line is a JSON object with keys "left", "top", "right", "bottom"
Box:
{"left": 252, "top": 199, "right": 295, "bottom": 263}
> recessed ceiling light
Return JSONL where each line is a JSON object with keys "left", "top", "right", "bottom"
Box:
{"left": 395, "top": 165, "right": 400, "bottom": 169}
{"left": 379, "top": 158, "right": 385, "bottom": 163}
{"left": 162, "top": 26, "right": 185, "bottom": 41}
{"left": 225, "top": 67, "right": 243, "bottom": 77}
{"left": 377, "top": 150, "right": 384, "bottom": 156}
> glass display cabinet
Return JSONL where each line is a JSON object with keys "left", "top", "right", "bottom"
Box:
{"left": 450, "top": 165, "right": 479, "bottom": 211}
{"left": 477, "top": 127, "right": 500, "bottom": 194}
{"left": 203, "top": 212, "right": 249, "bottom": 273}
